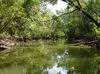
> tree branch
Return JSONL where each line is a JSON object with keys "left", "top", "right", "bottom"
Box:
{"left": 31, "top": 9, "right": 77, "bottom": 22}
{"left": 76, "top": 0, "right": 82, "bottom": 9}
{"left": 62, "top": 0, "right": 100, "bottom": 28}
{"left": 75, "top": 6, "right": 100, "bottom": 27}
{"left": 82, "top": 10, "right": 100, "bottom": 27}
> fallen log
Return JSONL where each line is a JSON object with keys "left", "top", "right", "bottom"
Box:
{"left": 83, "top": 40, "right": 100, "bottom": 48}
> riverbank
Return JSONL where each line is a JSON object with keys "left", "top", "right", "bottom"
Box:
{"left": 0, "top": 36, "right": 99, "bottom": 52}
{"left": 67, "top": 36, "right": 100, "bottom": 49}
{"left": 0, "top": 38, "right": 91, "bottom": 51}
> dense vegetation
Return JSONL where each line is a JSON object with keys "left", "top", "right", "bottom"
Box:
{"left": 0, "top": 0, "right": 100, "bottom": 74}
{"left": 0, "top": 0, "right": 100, "bottom": 41}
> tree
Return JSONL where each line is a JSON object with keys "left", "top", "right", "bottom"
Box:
{"left": 43, "top": 0, "right": 100, "bottom": 27}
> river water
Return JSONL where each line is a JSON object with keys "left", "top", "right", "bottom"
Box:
{"left": 0, "top": 40, "right": 100, "bottom": 74}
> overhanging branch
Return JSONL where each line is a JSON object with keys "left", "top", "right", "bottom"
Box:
{"left": 68, "top": 0, "right": 100, "bottom": 28}
{"left": 32, "top": 9, "right": 77, "bottom": 23}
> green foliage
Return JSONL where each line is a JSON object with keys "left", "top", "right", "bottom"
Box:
{"left": 0, "top": 0, "right": 100, "bottom": 39}
{"left": 0, "top": 0, "right": 64, "bottom": 39}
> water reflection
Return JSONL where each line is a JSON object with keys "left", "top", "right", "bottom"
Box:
{"left": 0, "top": 40, "right": 100, "bottom": 74}
{"left": 47, "top": 63, "right": 67, "bottom": 74}
{"left": 0, "top": 65, "right": 26, "bottom": 74}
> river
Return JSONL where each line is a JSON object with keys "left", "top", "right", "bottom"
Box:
{"left": 0, "top": 39, "right": 100, "bottom": 74}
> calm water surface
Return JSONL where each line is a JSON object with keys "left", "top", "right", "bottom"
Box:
{"left": 0, "top": 40, "right": 100, "bottom": 74}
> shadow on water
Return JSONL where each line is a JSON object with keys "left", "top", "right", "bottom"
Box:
{"left": 0, "top": 40, "right": 100, "bottom": 74}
